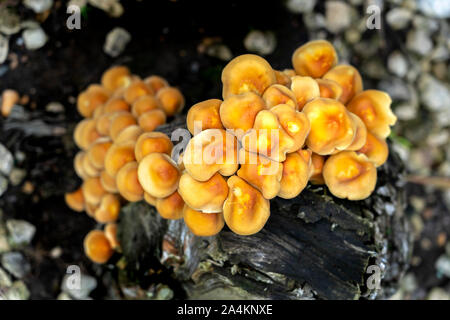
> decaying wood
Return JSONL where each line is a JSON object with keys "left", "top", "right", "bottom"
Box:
{"left": 117, "top": 115, "right": 412, "bottom": 300}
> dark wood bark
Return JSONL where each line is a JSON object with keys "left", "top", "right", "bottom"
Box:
{"left": 117, "top": 116, "right": 412, "bottom": 300}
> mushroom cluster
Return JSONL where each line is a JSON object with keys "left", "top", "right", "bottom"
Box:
{"left": 180, "top": 39, "right": 396, "bottom": 236}
{"left": 64, "top": 66, "right": 185, "bottom": 263}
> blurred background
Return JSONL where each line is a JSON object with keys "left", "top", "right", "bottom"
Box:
{"left": 0, "top": 0, "right": 448, "bottom": 299}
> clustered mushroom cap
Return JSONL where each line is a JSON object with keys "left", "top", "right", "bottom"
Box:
{"left": 143, "top": 192, "right": 157, "bottom": 206}
{"left": 103, "top": 98, "right": 130, "bottom": 114}
{"left": 316, "top": 78, "right": 343, "bottom": 100}
{"left": 124, "top": 80, "right": 154, "bottom": 104}
{"left": 104, "top": 141, "right": 136, "bottom": 178}
{"left": 183, "top": 206, "right": 225, "bottom": 237}
{"left": 94, "top": 193, "right": 121, "bottom": 223}
{"left": 114, "top": 125, "right": 144, "bottom": 144}
{"left": 323, "top": 151, "right": 377, "bottom": 200}
{"left": 109, "top": 111, "right": 137, "bottom": 141}
{"left": 116, "top": 161, "right": 144, "bottom": 202}
{"left": 156, "top": 87, "right": 185, "bottom": 116}
{"left": 347, "top": 90, "right": 396, "bottom": 139}
{"left": 358, "top": 131, "right": 389, "bottom": 167}
{"left": 345, "top": 113, "right": 368, "bottom": 151}
{"left": 131, "top": 95, "right": 161, "bottom": 117}
{"left": 156, "top": 191, "right": 185, "bottom": 220}
{"left": 262, "top": 84, "right": 297, "bottom": 109}
{"left": 77, "top": 85, "right": 110, "bottom": 118}
{"left": 82, "top": 177, "right": 107, "bottom": 206}
{"left": 104, "top": 223, "right": 120, "bottom": 250}
{"left": 290, "top": 76, "right": 320, "bottom": 111}
{"left": 278, "top": 149, "right": 312, "bottom": 199}
{"left": 309, "top": 153, "right": 325, "bottom": 185}
{"left": 101, "top": 66, "right": 132, "bottom": 92}
{"left": 138, "top": 109, "right": 167, "bottom": 132}
{"left": 74, "top": 118, "right": 101, "bottom": 150}
{"left": 274, "top": 70, "right": 292, "bottom": 87}
{"left": 134, "top": 132, "right": 173, "bottom": 162}
{"left": 323, "top": 65, "right": 363, "bottom": 104}
{"left": 87, "top": 138, "right": 112, "bottom": 170}
{"left": 83, "top": 230, "right": 113, "bottom": 264}
{"left": 100, "top": 170, "right": 118, "bottom": 193}
{"left": 292, "top": 39, "right": 338, "bottom": 78}
{"left": 187, "top": 99, "right": 224, "bottom": 135}
{"left": 144, "top": 75, "right": 169, "bottom": 93}
{"left": 64, "top": 187, "right": 85, "bottom": 212}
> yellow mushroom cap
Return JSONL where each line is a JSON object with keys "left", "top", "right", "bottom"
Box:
{"left": 183, "top": 206, "right": 225, "bottom": 237}
{"left": 116, "top": 161, "right": 144, "bottom": 202}
{"left": 357, "top": 131, "right": 389, "bottom": 167}
{"left": 74, "top": 151, "right": 89, "bottom": 180}
{"left": 103, "top": 98, "right": 130, "bottom": 114}
{"left": 65, "top": 187, "right": 85, "bottom": 212}
{"left": 156, "top": 87, "right": 185, "bottom": 116}
{"left": 104, "top": 141, "right": 136, "bottom": 178}
{"left": 95, "top": 112, "right": 114, "bottom": 136}
{"left": 77, "top": 85, "right": 110, "bottom": 118}
{"left": 124, "top": 80, "right": 154, "bottom": 105}
{"left": 223, "top": 175, "right": 270, "bottom": 236}
{"left": 85, "top": 202, "right": 98, "bottom": 218}
{"left": 187, "top": 99, "right": 224, "bottom": 135}
{"left": 347, "top": 90, "right": 396, "bottom": 139}
{"left": 138, "top": 109, "right": 166, "bottom": 132}
{"left": 278, "top": 149, "right": 312, "bottom": 199}
{"left": 323, "top": 151, "right": 377, "bottom": 200}
{"left": 101, "top": 66, "right": 132, "bottom": 92}
{"left": 303, "top": 98, "right": 356, "bottom": 155}
{"left": 310, "top": 152, "right": 325, "bottom": 185}
{"left": 74, "top": 118, "right": 101, "bottom": 150}
{"left": 156, "top": 191, "right": 185, "bottom": 220}
{"left": 137, "top": 152, "right": 180, "bottom": 198}
{"left": 109, "top": 111, "right": 137, "bottom": 141}
{"left": 316, "top": 78, "right": 343, "bottom": 100}
{"left": 262, "top": 84, "right": 297, "bottom": 110}
{"left": 131, "top": 95, "right": 162, "bottom": 118}
{"left": 178, "top": 172, "right": 228, "bottom": 213}
{"left": 346, "top": 113, "right": 368, "bottom": 151}
{"left": 144, "top": 75, "right": 169, "bottom": 94}
{"left": 81, "top": 148, "right": 100, "bottom": 178}
{"left": 83, "top": 230, "right": 113, "bottom": 264}
{"left": 134, "top": 132, "right": 173, "bottom": 162}
{"left": 114, "top": 125, "right": 144, "bottom": 144}
{"left": 104, "top": 223, "right": 120, "bottom": 250}
{"left": 144, "top": 192, "right": 157, "bottom": 206}
{"left": 221, "top": 54, "right": 276, "bottom": 99}
{"left": 94, "top": 193, "right": 121, "bottom": 223}
{"left": 323, "top": 64, "right": 363, "bottom": 104}
{"left": 100, "top": 170, "right": 118, "bottom": 193}
{"left": 274, "top": 70, "right": 292, "bottom": 87}
{"left": 290, "top": 76, "right": 320, "bottom": 111}
{"left": 219, "top": 92, "right": 267, "bottom": 140}
{"left": 82, "top": 177, "right": 107, "bottom": 206}
{"left": 237, "top": 149, "right": 283, "bottom": 200}
{"left": 292, "top": 40, "right": 338, "bottom": 78}
{"left": 87, "top": 138, "right": 112, "bottom": 170}
{"left": 183, "top": 129, "right": 239, "bottom": 181}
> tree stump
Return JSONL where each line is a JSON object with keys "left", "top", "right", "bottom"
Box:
{"left": 117, "top": 115, "right": 412, "bottom": 300}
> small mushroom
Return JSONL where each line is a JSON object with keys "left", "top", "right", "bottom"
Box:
{"left": 109, "top": 111, "right": 137, "bottom": 141}
{"left": 144, "top": 192, "right": 157, "bottom": 206}
{"left": 183, "top": 206, "right": 225, "bottom": 237}
{"left": 74, "top": 151, "right": 88, "bottom": 179}
{"left": 95, "top": 112, "right": 115, "bottom": 136}
{"left": 134, "top": 132, "right": 173, "bottom": 162}
{"left": 323, "top": 65, "right": 363, "bottom": 104}
{"left": 137, "top": 152, "right": 180, "bottom": 198}
{"left": 323, "top": 151, "right": 377, "bottom": 200}
{"left": 82, "top": 177, "right": 107, "bottom": 206}
{"left": 219, "top": 92, "right": 266, "bottom": 140}
{"left": 138, "top": 109, "right": 167, "bottom": 132}
{"left": 101, "top": 66, "right": 132, "bottom": 92}
{"left": 156, "top": 87, "right": 185, "bottom": 116}
{"left": 290, "top": 76, "right": 320, "bottom": 111}
{"left": 310, "top": 152, "right": 325, "bottom": 185}
{"left": 262, "top": 84, "right": 297, "bottom": 110}
{"left": 144, "top": 75, "right": 169, "bottom": 93}
{"left": 131, "top": 95, "right": 162, "bottom": 117}
{"left": 124, "top": 80, "right": 154, "bottom": 104}
{"left": 103, "top": 98, "right": 130, "bottom": 114}
{"left": 116, "top": 161, "right": 144, "bottom": 202}
{"left": 274, "top": 70, "right": 292, "bottom": 87}
{"left": 104, "top": 141, "right": 136, "bottom": 178}
{"left": 104, "top": 223, "right": 120, "bottom": 250}
{"left": 346, "top": 113, "right": 367, "bottom": 151}
{"left": 316, "top": 78, "right": 343, "bottom": 100}
{"left": 178, "top": 172, "right": 228, "bottom": 213}
{"left": 292, "top": 40, "right": 338, "bottom": 78}
{"left": 1, "top": 89, "right": 20, "bottom": 117}
{"left": 94, "top": 193, "right": 121, "bottom": 223}
{"left": 81, "top": 148, "right": 101, "bottom": 177}
{"left": 303, "top": 98, "right": 356, "bottom": 155}
{"left": 156, "top": 191, "right": 185, "bottom": 220}
{"left": 74, "top": 118, "right": 101, "bottom": 150}
{"left": 187, "top": 99, "right": 224, "bottom": 135}
{"left": 87, "top": 138, "right": 113, "bottom": 170}
{"left": 77, "top": 85, "right": 110, "bottom": 118}
{"left": 271, "top": 104, "right": 310, "bottom": 151}
{"left": 347, "top": 90, "right": 396, "bottom": 139}
{"left": 85, "top": 202, "right": 98, "bottom": 218}
{"left": 115, "top": 125, "right": 144, "bottom": 144}
{"left": 183, "top": 129, "right": 238, "bottom": 181}
{"left": 223, "top": 175, "right": 270, "bottom": 236}
{"left": 278, "top": 149, "right": 312, "bottom": 199}
{"left": 100, "top": 170, "right": 118, "bottom": 193}
{"left": 357, "top": 131, "right": 389, "bottom": 167}
{"left": 83, "top": 230, "right": 113, "bottom": 264}
{"left": 65, "top": 187, "right": 85, "bottom": 212}
{"left": 221, "top": 54, "right": 276, "bottom": 99}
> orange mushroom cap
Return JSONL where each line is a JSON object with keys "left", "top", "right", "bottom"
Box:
{"left": 221, "top": 54, "right": 276, "bottom": 99}
{"left": 271, "top": 104, "right": 310, "bottom": 151}
{"left": 138, "top": 109, "right": 166, "bottom": 132}
{"left": 156, "top": 191, "right": 185, "bottom": 220}
{"left": 262, "top": 84, "right": 298, "bottom": 110}
{"left": 116, "top": 161, "right": 144, "bottom": 202}
{"left": 103, "top": 98, "right": 130, "bottom": 114}
{"left": 101, "top": 66, "right": 132, "bottom": 93}
{"left": 310, "top": 152, "right": 325, "bottom": 185}
{"left": 144, "top": 192, "right": 157, "bottom": 206}
{"left": 156, "top": 87, "right": 185, "bottom": 116}
{"left": 346, "top": 113, "right": 367, "bottom": 151}
{"left": 183, "top": 206, "right": 225, "bottom": 237}
{"left": 109, "top": 111, "right": 137, "bottom": 141}
{"left": 134, "top": 132, "right": 173, "bottom": 162}
{"left": 74, "top": 151, "right": 89, "bottom": 180}
{"left": 303, "top": 98, "right": 356, "bottom": 155}
{"left": 114, "top": 125, "right": 144, "bottom": 144}
{"left": 100, "top": 170, "right": 118, "bottom": 193}
{"left": 87, "top": 138, "right": 113, "bottom": 170}
{"left": 323, "top": 65, "right": 363, "bottom": 104}
{"left": 144, "top": 75, "right": 169, "bottom": 94}
{"left": 316, "top": 78, "right": 343, "bottom": 100}
{"left": 278, "top": 149, "right": 312, "bottom": 199}
{"left": 85, "top": 202, "right": 98, "bottom": 218}
{"left": 347, "top": 90, "right": 396, "bottom": 139}
{"left": 223, "top": 175, "right": 270, "bottom": 236}
{"left": 83, "top": 230, "right": 113, "bottom": 264}
{"left": 104, "top": 223, "right": 120, "bottom": 250}
{"left": 290, "top": 76, "right": 320, "bottom": 111}
{"left": 292, "top": 39, "right": 338, "bottom": 78}
{"left": 323, "top": 151, "right": 377, "bottom": 200}
{"left": 82, "top": 177, "right": 107, "bottom": 206}
{"left": 77, "top": 85, "right": 110, "bottom": 118}
{"left": 81, "top": 148, "right": 100, "bottom": 178}
{"left": 187, "top": 99, "right": 224, "bottom": 135}
{"left": 94, "top": 193, "right": 121, "bottom": 223}
{"left": 357, "top": 131, "right": 389, "bottom": 167}
{"left": 178, "top": 172, "right": 228, "bottom": 213}
{"left": 137, "top": 152, "right": 180, "bottom": 198}
{"left": 95, "top": 112, "right": 115, "bottom": 136}
{"left": 131, "top": 95, "right": 162, "bottom": 118}
{"left": 65, "top": 187, "right": 85, "bottom": 212}
{"left": 274, "top": 70, "right": 292, "bottom": 87}
{"left": 124, "top": 80, "right": 154, "bottom": 105}
{"left": 104, "top": 141, "right": 136, "bottom": 178}
{"left": 74, "top": 118, "right": 101, "bottom": 150}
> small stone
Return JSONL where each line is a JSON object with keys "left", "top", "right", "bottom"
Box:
{"left": 2, "top": 281, "right": 30, "bottom": 300}
{"left": 0, "top": 175, "right": 8, "bottom": 198}
{"left": 410, "top": 214, "right": 424, "bottom": 239}
{"left": 155, "top": 284, "right": 174, "bottom": 300}
{"left": 61, "top": 273, "right": 97, "bottom": 299}
{"left": 378, "top": 78, "right": 410, "bottom": 101}
{"left": 0, "top": 144, "right": 13, "bottom": 176}
{"left": 400, "top": 273, "right": 418, "bottom": 293}
{"left": 22, "top": 27, "right": 48, "bottom": 50}
{"left": 57, "top": 292, "right": 72, "bottom": 300}
{"left": 417, "top": 0, "right": 450, "bottom": 19}
{"left": 406, "top": 29, "right": 433, "bottom": 56}
{"left": 325, "top": 1, "right": 352, "bottom": 33}
{"left": 45, "top": 102, "right": 64, "bottom": 113}
{"left": 435, "top": 255, "right": 450, "bottom": 278}
{"left": 89, "top": 0, "right": 123, "bottom": 17}
{"left": 0, "top": 225, "right": 10, "bottom": 254}
{"left": 285, "top": 0, "right": 316, "bottom": 14}
{"left": 6, "top": 220, "right": 36, "bottom": 247}
{"left": 344, "top": 29, "right": 361, "bottom": 44}
{"left": 303, "top": 13, "right": 326, "bottom": 30}
{"left": 243, "top": 30, "right": 276, "bottom": 56}
{"left": 23, "top": 0, "right": 53, "bottom": 13}
{"left": 1, "top": 252, "right": 31, "bottom": 279}
{"left": 205, "top": 44, "right": 233, "bottom": 61}
{"left": 394, "top": 103, "right": 417, "bottom": 121}
{"left": 387, "top": 51, "right": 408, "bottom": 78}
{"left": 386, "top": 8, "right": 413, "bottom": 30}
{"left": 0, "top": 34, "right": 8, "bottom": 65}
{"left": 50, "top": 246, "right": 62, "bottom": 259}
{"left": 427, "top": 287, "right": 450, "bottom": 300}
{"left": 412, "top": 15, "right": 439, "bottom": 33}
{"left": 426, "top": 130, "right": 449, "bottom": 147}
{"left": 0, "top": 10, "right": 21, "bottom": 35}
{"left": 0, "top": 267, "right": 12, "bottom": 287}
{"left": 9, "top": 168, "right": 26, "bottom": 187}
{"left": 419, "top": 75, "right": 450, "bottom": 112}
{"left": 103, "top": 27, "right": 131, "bottom": 58}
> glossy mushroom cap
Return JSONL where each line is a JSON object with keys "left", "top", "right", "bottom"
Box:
{"left": 137, "top": 153, "right": 180, "bottom": 198}
{"left": 278, "top": 149, "right": 312, "bottom": 199}
{"left": 115, "top": 125, "right": 144, "bottom": 144}
{"left": 109, "top": 112, "right": 137, "bottom": 141}
{"left": 74, "top": 119, "right": 101, "bottom": 150}
{"left": 77, "top": 85, "right": 109, "bottom": 118}
{"left": 116, "top": 161, "right": 144, "bottom": 202}
{"left": 323, "top": 151, "right": 377, "bottom": 200}
{"left": 271, "top": 104, "right": 310, "bottom": 151}
{"left": 292, "top": 40, "right": 338, "bottom": 78}
{"left": 183, "top": 206, "right": 225, "bottom": 237}
{"left": 124, "top": 80, "right": 154, "bottom": 104}
{"left": 134, "top": 132, "right": 173, "bottom": 162}
{"left": 156, "top": 87, "right": 185, "bottom": 116}
{"left": 323, "top": 65, "right": 363, "bottom": 104}
{"left": 346, "top": 113, "right": 367, "bottom": 151}
{"left": 274, "top": 70, "right": 292, "bottom": 87}
{"left": 87, "top": 138, "right": 112, "bottom": 170}
{"left": 223, "top": 176, "right": 270, "bottom": 236}
{"left": 83, "top": 230, "right": 113, "bottom": 264}
{"left": 183, "top": 129, "right": 239, "bottom": 181}
{"left": 310, "top": 152, "right": 325, "bottom": 185}
{"left": 178, "top": 172, "right": 229, "bottom": 213}
{"left": 347, "top": 90, "right": 396, "bottom": 139}
{"left": 144, "top": 75, "right": 169, "bottom": 93}
{"left": 290, "top": 76, "right": 320, "bottom": 111}
{"left": 100, "top": 170, "right": 118, "bottom": 193}
{"left": 316, "top": 79, "right": 343, "bottom": 100}
{"left": 82, "top": 177, "right": 107, "bottom": 206}
{"left": 144, "top": 192, "right": 157, "bottom": 206}
{"left": 303, "top": 98, "right": 356, "bottom": 155}
{"left": 221, "top": 54, "right": 276, "bottom": 99}
{"left": 156, "top": 191, "right": 185, "bottom": 220}
{"left": 103, "top": 98, "right": 130, "bottom": 114}
{"left": 187, "top": 99, "right": 224, "bottom": 135}
{"left": 237, "top": 149, "right": 283, "bottom": 200}
{"left": 81, "top": 149, "right": 100, "bottom": 177}
{"left": 104, "top": 223, "right": 120, "bottom": 250}
{"left": 104, "top": 141, "right": 136, "bottom": 178}
{"left": 131, "top": 95, "right": 161, "bottom": 117}
{"left": 74, "top": 151, "right": 88, "bottom": 180}
{"left": 101, "top": 66, "right": 132, "bottom": 92}
{"left": 65, "top": 188, "right": 85, "bottom": 212}
{"left": 262, "top": 84, "right": 297, "bottom": 110}
{"left": 138, "top": 109, "right": 166, "bottom": 132}
{"left": 219, "top": 92, "right": 266, "bottom": 140}
{"left": 94, "top": 193, "right": 121, "bottom": 223}
{"left": 357, "top": 131, "right": 389, "bottom": 167}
